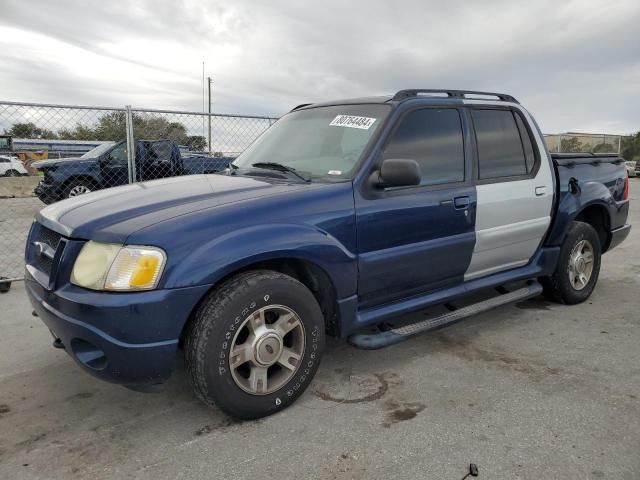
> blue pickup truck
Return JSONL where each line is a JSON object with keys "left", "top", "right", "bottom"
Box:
{"left": 32, "top": 139, "right": 232, "bottom": 203}
{"left": 25, "top": 89, "right": 631, "bottom": 419}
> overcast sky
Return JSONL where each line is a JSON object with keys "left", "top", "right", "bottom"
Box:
{"left": 1, "top": 0, "right": 639, "bottom": 133}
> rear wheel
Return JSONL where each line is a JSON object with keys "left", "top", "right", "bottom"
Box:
{"left": 5, "top": 169, "right": 20, "bottom": 177}
{"left": 185, "top": 270, "right": 325, "bottom": 419}
{"left": 540, "top": 221, "right": 601, "bottom": 304}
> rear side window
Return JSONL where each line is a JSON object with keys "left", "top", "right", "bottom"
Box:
{"left": 472, "top": 109, "right": 534, "bottom": 179}
{"left": 383, "top": 108, "right": 464, "bottom": 186}
{"left": 514, "top": 113, "right": 536, "bottom": 172}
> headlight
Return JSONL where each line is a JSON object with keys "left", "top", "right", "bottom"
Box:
{"left": 71, "top": 241, "right": 166, "bottom": 291}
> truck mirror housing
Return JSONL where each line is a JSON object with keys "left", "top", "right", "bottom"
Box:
{"left": 379, "top": 158, "right": 421, "bottom": 187}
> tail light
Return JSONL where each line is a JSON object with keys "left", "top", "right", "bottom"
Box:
{"left": 623, "top": 170, "right": 629, "bottom": 200}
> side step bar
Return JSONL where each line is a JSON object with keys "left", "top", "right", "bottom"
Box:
{"left": 348, "top": 281, "right": 543, "bottom": 350}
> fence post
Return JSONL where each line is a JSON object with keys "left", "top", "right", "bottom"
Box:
{"left": 208, "top": 77, "right": 212, "bottom": 154}
{"left": 125, "top": 105, "right": 136, "bottom": 183}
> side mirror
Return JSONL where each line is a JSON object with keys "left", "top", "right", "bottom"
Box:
{"left": 378, "top": 158, "right": 421, "bottom": 187}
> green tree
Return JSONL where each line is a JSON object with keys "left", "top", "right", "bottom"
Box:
{"left": 185, "top": 135, "right": 207, "bottom": 151}
{"left": 4, "top": 122, "right": 58, "bottom": 139}
{"left": 592, "top": 142, "right": 615, "bottom": 153}
{"left": 621, "top": 132, "right": 640, "bottom": 161}
{"left": 560, "top": 137, "right": 583, "bottom": 153}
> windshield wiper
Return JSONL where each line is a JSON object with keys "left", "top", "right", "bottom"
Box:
{"left": 250, "top": 162, "right": 311, "bottom": 183}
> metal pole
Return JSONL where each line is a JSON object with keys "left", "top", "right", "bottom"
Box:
{"left": 208, "top": 77, "right": 212, "bottom": 154}
{"left": 125, "top": 105, "right": 136, "bottom": 184}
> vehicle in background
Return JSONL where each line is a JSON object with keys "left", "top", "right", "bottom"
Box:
{"left": 25, "top": 89, "right": 631, "bottom": 419}
{"left": 0, "top": 135, "right": 13, "bottom": 153}
{"left": 0, "top": 155, "right": 28, "bottom": 176}
{"left": 32, "top": 140, "right": 233, "bottom": 203}
{"left": 625, "top": 160, "right": 637, "bottom": 178}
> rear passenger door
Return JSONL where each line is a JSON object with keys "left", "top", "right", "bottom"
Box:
{"left": 464, "top": 106, "right": 553, "bottom": 280}
{"left": 355, "top": 107, "right": 476, "bottom": 307}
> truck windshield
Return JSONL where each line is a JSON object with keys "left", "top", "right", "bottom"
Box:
{"left": 232, "top": 104, "right": 390, "bottom": 180}
{"left": 80, "top": 142, "right": 116, "bottom": 158}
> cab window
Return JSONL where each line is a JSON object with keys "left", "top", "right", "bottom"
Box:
{"left": 382, "top": 108, "right": 465, "bottom": 186}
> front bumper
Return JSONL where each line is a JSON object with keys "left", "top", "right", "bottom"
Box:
{"left": 25, "top": 269, "right": 210, "bottom": 386}
{"left": 34, "top": 181, "right": 61, "bottom": 203}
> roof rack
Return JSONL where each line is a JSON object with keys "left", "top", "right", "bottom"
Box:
{"left": 392, "top": 89, "right": 518, "bottom": 103}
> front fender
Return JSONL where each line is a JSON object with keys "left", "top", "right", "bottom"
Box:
{"left": 162, "top": 223, "right": 358, "bottom": 299}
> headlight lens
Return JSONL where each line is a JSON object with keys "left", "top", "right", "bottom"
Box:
{"left": 71, "top": 241, "right": 166, "bottom": 291}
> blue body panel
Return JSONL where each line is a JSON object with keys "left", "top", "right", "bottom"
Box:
{"left": 24, "top": 95, "right": 631, "bottom": 387}
{"left": 545, "top": 160, "right": 630, "bottom": 250}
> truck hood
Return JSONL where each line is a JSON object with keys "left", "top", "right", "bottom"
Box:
{"left": 37, "top": 174, "right": 309, "bottom": 243}
{"left": 32, "top": 157, "right": 96, "bottom": 169}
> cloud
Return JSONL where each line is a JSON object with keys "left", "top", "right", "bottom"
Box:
{"left": 1, "top": 0, "right": 639, "bottom": 133}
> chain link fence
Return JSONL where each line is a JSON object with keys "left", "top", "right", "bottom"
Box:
{"left": 544, "top": 133, "right": 622, "bottom": 154}
{"left": 0, "top": 100, "right": 277, "bottom": 282}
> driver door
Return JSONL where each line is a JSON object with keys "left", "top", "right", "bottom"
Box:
{"left": 100, "top": 142, "right": 129, "bottom": 187}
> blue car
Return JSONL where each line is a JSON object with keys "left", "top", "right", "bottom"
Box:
{"left": 25, "top": 89, "right": 631, "bottom": 419}
{"left": 33, "top": 140, "right": 232, "bottom": 203}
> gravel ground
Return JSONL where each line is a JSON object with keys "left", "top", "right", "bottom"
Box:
{"left": 0, "top": 181, "right": 638, "bottom": 480}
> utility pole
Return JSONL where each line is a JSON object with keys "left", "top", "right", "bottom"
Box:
{"left": 208, "top": 77, "right": 212, "bottom": 154}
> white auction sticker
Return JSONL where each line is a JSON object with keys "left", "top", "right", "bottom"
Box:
{"left": 329, "top": 115, "right": 376, "bottom": 130}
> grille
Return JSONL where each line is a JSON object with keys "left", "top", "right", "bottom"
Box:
{"left": 28, "top": 224, "right": 64, "bottom": 276}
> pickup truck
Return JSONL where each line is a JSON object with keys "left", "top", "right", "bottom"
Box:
{"left": 24, "top": 89, "right": 631, "bottom": 419}
{"left": 32, "top": 139, "right": 232, "bottom": 203}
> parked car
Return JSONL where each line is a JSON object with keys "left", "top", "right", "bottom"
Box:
{"left": 25, "top": 89, "right": 631, "bottom": 419}
{"left": 625, "top": 160, "right": 637, "bottom": 178}
{"left": 0, "top": 155, "right": 28, "bottom": 176}
{"left": 32, "top": 140, "right": 233, "bottom": 203}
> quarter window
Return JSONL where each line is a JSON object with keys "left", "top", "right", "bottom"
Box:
{"left": 383, "top": 108, "right": 465, "bottom": 186}
{"left": 472, "top": 109, "right": 536, "bottom": 179}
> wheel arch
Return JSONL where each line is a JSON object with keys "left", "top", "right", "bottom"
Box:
{"left": 179, "top": 257, "right": 343, "bottom": 349}
{"left": 574, "top": 203, "right": 611, "bottom": 252}
{"left": 61, "top": 174, "right": 101, "bottom": 193}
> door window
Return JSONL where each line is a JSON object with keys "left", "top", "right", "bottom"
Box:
{"left": 472, "top": 109, "right": 536, "bottom": 179}
{"left": 383, "top": 109, "right": 465, "bottom": 186}
{"left": 107, "top": 144, "right": 128, "bottom": 165}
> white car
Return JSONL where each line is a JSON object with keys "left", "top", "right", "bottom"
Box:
{"left": 0, "top": 155, "right": 28, "bottom": 176}
{"left": 625, "top": 160, "right": 637, "bottom": 178}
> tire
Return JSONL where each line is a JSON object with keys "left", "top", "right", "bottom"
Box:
{"left": 63, "top": 180, "right": 94, "bottom": 198}
{"left": 540, "top": 221, "right": 601, "bottom": 304}
{"left": 5, "top": 169, "right": 20, "bottom": 177}
{"left": 185, "top": 270, "right": 325, "bottom": 419}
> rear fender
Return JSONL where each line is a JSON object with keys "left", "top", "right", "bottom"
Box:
{"left": 545, "top": 179, "right": 614, "bottom": 247}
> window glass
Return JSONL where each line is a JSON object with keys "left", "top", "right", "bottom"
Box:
{"left": 108, "top": 144, "right": 127, "bottom": 165}
{"left": 514, "top": 112, "right": 536, "bottom": 173}
{"left": 232, "top": 104, "right": 390, "bottom": 180}
{"left": 383, "top": 108, "right": 465, "bottom": 186}
{"left": 472, "top": 109, "right": 527, "bottom": 179}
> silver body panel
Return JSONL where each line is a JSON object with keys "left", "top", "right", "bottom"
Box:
{"left": 463, "top": 101, "right": 554, "bottom": 281}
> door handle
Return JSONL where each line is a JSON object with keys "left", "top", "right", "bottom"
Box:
{"left": 454, "top": 196, "right": 470, "bottom": 209}
{"left": 535, "top": 186, "right": 547, "bottom": 196}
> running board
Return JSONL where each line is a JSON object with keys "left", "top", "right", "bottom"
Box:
{"left": 348, "top": 281, "right": 543, "bottom": 350}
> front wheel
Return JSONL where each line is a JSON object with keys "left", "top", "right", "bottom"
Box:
{"left": 185, "top": 270, "right": 325, "bottom": 419}
{"left": 5, "top": 169, "right": 21, "bottom": 177}
{"left": 64, "top": 180, "right": 94, "bottom": 198}
{"left": 540, "top": 221, "right": 602, "bottom": 304}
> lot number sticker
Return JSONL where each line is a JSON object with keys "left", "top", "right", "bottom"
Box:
{"left": 330, "top": 115, "right": 376, "bottom": 130}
